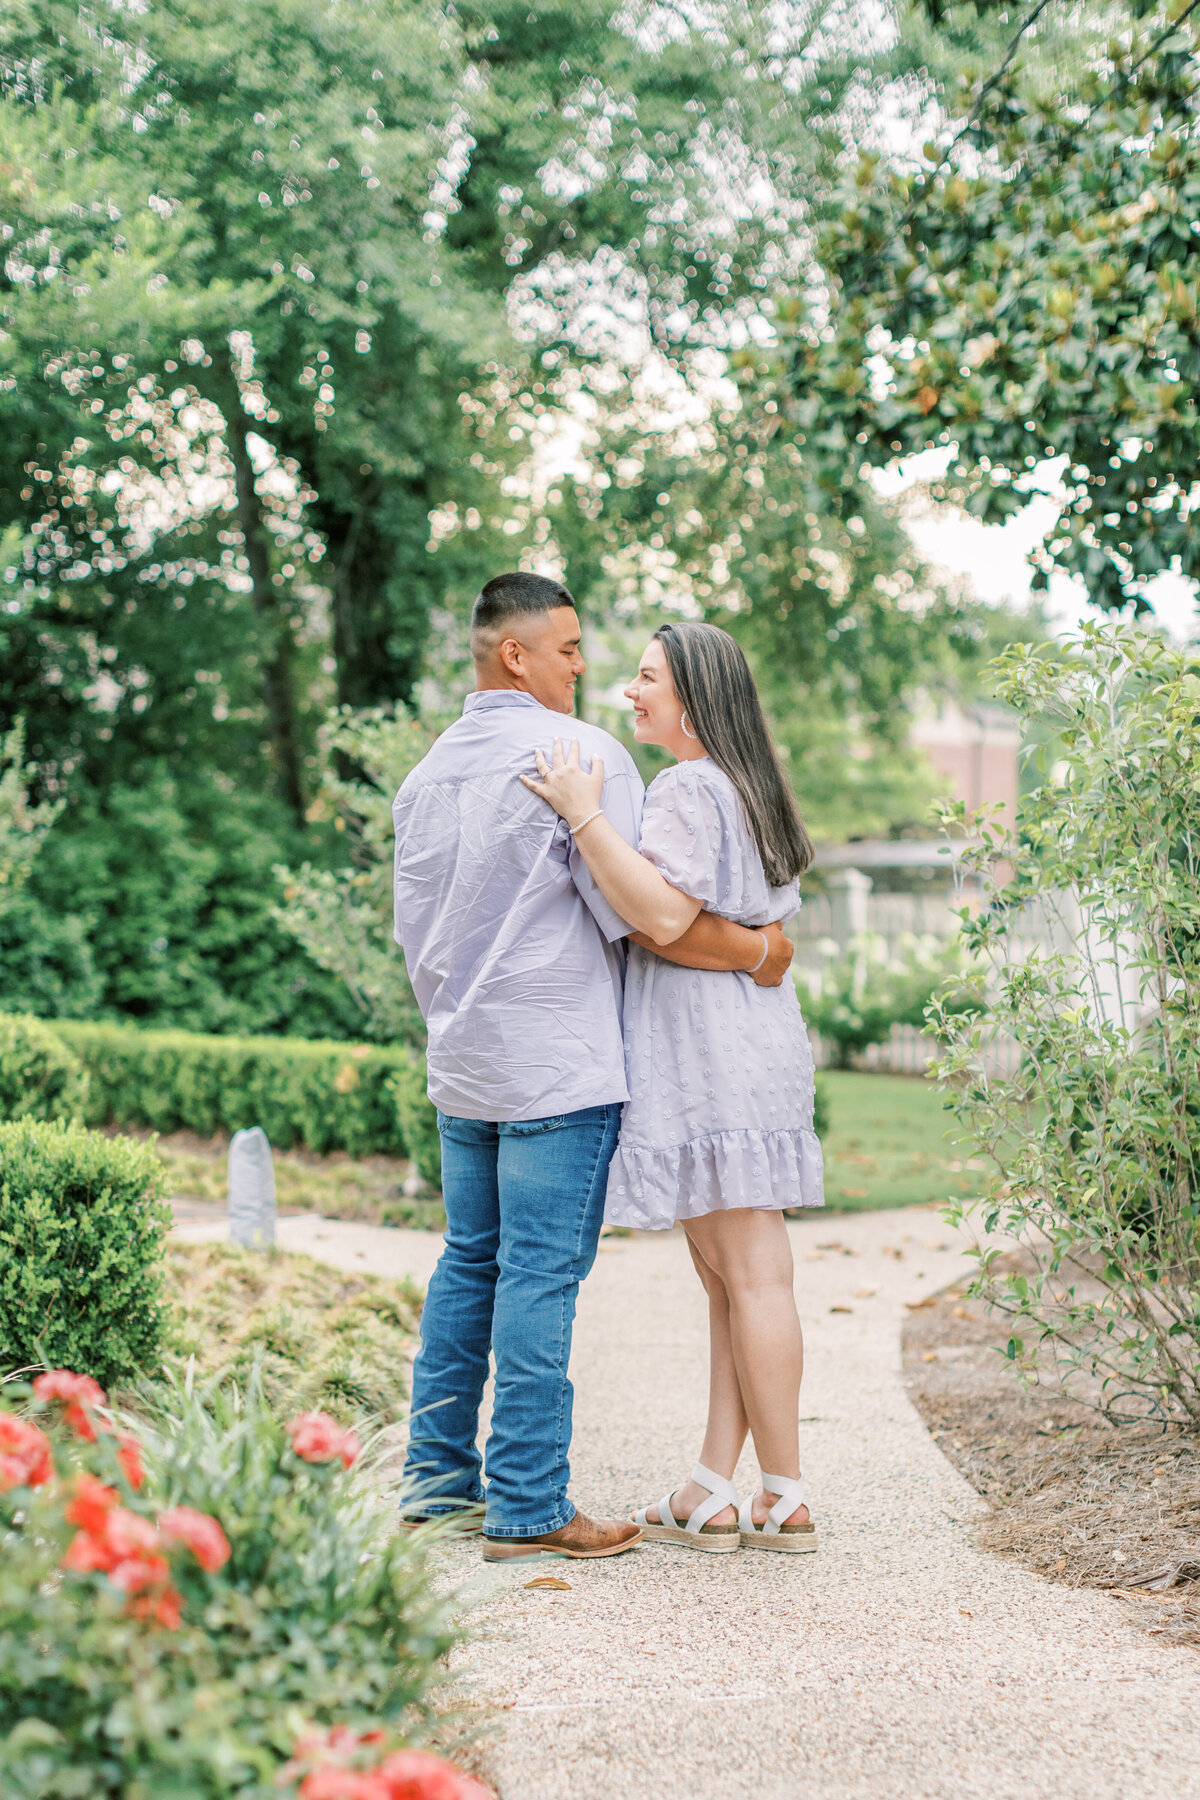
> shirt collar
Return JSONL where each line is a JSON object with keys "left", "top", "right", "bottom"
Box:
{"left": 463, "top": 689, "right": 546, "bottom": 714}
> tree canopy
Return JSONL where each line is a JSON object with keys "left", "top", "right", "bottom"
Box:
{"left": 0, "top": 0, "right": 1027, "bottom": 1033}
{"left": 789, "top": 2, "right": 1200, "bottom": 613}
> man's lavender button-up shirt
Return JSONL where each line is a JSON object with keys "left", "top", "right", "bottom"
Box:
{"left": 392, "top": 689, "right": 645, "bottom": 1122}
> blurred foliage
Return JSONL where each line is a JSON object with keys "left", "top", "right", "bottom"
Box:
{"left": 0, "top": 717, "right": 61, "bottom": 915}
{"left": 800, "top": 930, "right": 977, "bottom": 1067}
{"left": 789, "top": 2, "right": 1200, "bottom": 615}
{"left": 0, "top": 0, "right": 1058, "bottom": 1032}
{"left": 934, "top": 623, "right": 1200, "bottom": 1422}
{"left": 0, "top": 1369, "right": 453, "bottom": 1797}
{"left": 0, "top": 1012, "right": 88, "bottom": 1124}
{"left": 276, "top": 707, "right": 434, "bottom": 1045}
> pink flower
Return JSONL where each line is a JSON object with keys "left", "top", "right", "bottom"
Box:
{"left": 117, "top": 1434, "right": 145, "bottom": 1490}
{"left": 157, "top": 1505, "right": 231, "bottom": 1573}
{"left": 299, "top": 1773, "right": 390, "bottom": 1800}
{"left": 378, "top": 1752, "right": 493, "bottom": 1800}
{"left": 108, "top": 1550, "right": 171, "bottom": 1595}
{"left": 0, "top": 1412, "right": 53, "bottom": 1492}
{"left": 286, "top": 1411, "right": 361, "bottom": 1469}
{"left": 104, "top": 1506, "right": 162, "bottom": 1560}
{"left": 33, "top": 1370, "right": 107, "bottom": 1442}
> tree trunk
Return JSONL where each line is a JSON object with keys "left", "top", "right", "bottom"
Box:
{"left": 226, "top": 423, "right": 306, "bottom": 823}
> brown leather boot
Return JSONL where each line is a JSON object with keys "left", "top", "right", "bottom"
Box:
{"left": 482, "top": 1509, "right": 643, "bottom": 1562}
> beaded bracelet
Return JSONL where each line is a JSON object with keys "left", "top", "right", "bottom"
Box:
{"left": 571, "top": 808, "right": 604, "bottom": 836}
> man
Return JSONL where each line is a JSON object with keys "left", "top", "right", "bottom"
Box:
{"left": 393, "top": 572, "right": 793, "bottom": 1562}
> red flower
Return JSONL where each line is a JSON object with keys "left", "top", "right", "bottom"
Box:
{"left": 33, "top": 1370, "right": 107, "bottom": 1441}
{"left": 157, "top": 1505, "right": 231, "bottom": 1572}
{"left": 0, "top": 1412, "right": 53, "bottom": 1492}
{"left": 117, "top": 1434, "right": 145, "bottom": 1490}
{"left": 62, "top": 1530, "right": 117, "bottom": 1574}
{"left": 286, "top": 1411, "right": 361, "bottom": 1469}
{"left": 378, "top": 1752, "right": 492, "bottom": 1800}
{"left": 64, "top": 1472, "right": 120, "bottom": 1535}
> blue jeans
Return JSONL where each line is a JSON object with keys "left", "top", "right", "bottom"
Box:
{"left": 403, "top": 1103, "right": 622, "bottom": 1539}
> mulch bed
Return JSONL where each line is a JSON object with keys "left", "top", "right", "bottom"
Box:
{"left": 901, "top": 1263, "right": 1200, "bottom": 1649}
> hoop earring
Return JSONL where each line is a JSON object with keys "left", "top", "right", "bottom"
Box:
{"left": 680, "top": 710, "right": 697, "bottom": 741}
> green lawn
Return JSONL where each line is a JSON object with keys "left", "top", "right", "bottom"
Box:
{"left": 818, "top": 1071, "right": 989, "bottom": 1212}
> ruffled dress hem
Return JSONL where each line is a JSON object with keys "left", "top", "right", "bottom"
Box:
{"left": 605, "top": 1125, "right": 825, "bottom": 1233}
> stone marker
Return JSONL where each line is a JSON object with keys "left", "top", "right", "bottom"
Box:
{"left": 228, "top": 1126, "right": 276, "bottom": 1249}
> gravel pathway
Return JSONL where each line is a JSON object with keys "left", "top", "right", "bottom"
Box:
{"left": 174, "top": 1204, "right": 1200, "bottom": 1798}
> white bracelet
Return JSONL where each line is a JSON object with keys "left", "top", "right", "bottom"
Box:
{"left": 749, "top": 931, "right": 769, "bottom": 974}
{"left": 571, "top": 808, "right": 604, "bottom": 836}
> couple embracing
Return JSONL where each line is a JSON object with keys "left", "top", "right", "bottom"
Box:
{"left": 393, "top": 572, "right": 824, "bottom": 1562}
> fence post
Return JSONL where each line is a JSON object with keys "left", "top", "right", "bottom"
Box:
{"left": 826, "top": 866, "right": 872, "bottom": 950}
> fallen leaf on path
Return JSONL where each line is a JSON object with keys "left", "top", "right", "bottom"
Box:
{"left": 855, "top": 1287, "right": 877, "bottom": 1299}
{"left": 924, "top": 1239, "right": 951, "bottom": 1251}
{"left": 959, "top": 1609, "right": 971, "bottom": 1617}
{"left": 883, "top": 1247, "right": 904, "bottom": 1260}
{"left": 830, "top": 1305, "right": 853, "bottom": 1314}
{"left": 951, "top": 1305, "right": 976, "bottom": 1320}
{"left": 1053, "top": 1557, "right": 1067, "bottom": 1572}
{"left": 905, "top": 1297, "right": 936, "bottom": 1310}
{"left": 524, "top": 1576, "right": 572, "bottom": 1590}
{"left": 922, "top": 1351, "right": 938, "bottom": 1363}
{"left": 803, "top": 1251, "right": 825, "bottom": 1261}
{"left": 816, "top": 1241, "right": 858, "bottom": 1256}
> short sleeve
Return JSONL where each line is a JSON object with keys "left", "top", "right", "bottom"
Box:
{"left": 638, "top": 766, "right": 747, "bottom": 914}
{"left": 638, "top": 764, "right": 800, "bottom": 925}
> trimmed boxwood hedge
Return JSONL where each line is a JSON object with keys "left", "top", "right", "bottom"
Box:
{"left": 0, "top": 1119, "right": 170, "bottom": 1384}
{"left": 50, "top": 1021, "right": 415, "bottom": 1157}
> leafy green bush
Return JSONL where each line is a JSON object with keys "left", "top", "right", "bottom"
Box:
{"left": 0, "top": 1372, "right": 457, "bottom": 1798}
{"left": 933, "top": 624, "right": 1200, "bottom": 1423}
{"left": 52, "top": 1020, "right": 413, "bottom": 1157}
{"left": 388, "top": 1052, "right": 442, "bottom": 1189}
{"left": 0, "top": 1122, "right": 170, "bottom": 1387}
{"left": 0, "top": 1013, "right": 88, "bottom": 1123}
{"left": 812, "top": 1071, "right": 830, "bottom": 1141}
{"left": 801, "top": 932, "right": 976, "bottom": 1069}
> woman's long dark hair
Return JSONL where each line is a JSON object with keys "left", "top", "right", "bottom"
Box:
{"left": 654, "top": 621, "right": 813, "bottom": 886}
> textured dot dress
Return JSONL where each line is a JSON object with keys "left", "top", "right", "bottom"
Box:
{"left": 605, "top": 758, "right": 825, "bottom": 1232}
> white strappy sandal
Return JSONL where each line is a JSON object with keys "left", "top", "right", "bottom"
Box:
{"left": 634, "top": 1462, "right": 741, "bottom": 1553}
{"left": 738, "top": 1472, "right": 818, "bottom": 1553}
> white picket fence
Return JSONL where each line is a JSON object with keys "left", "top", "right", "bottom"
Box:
{"left": 793, "top": 885, "right": 1038, "bottom": 1078}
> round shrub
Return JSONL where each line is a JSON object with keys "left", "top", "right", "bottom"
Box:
{"left": 0, "top": 1011, "right": 88, "bottom": 1122}
{"left": 0, "top": 1121, "right": 170, "bottom": 1386}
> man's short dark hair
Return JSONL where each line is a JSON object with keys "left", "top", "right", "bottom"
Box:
{"left": 470, "top": 572, "right": 576, "bottom": 649}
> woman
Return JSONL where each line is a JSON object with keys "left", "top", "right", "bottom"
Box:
{"left": 521, "top": 620, "right": 824, "bottom": 1554}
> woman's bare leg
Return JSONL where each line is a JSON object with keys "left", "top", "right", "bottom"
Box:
{"left": 684, "top": 1208, "right": 808, "bottom": 1527}
{"left": 644, "top": 1234, "right": 746, "bottom": 1527}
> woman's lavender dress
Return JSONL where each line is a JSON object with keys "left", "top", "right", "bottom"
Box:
{"left": 605, "top": 759, "right": 825, "bottom": 1231}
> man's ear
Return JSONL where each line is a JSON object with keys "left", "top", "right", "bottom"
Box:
{"left": 498, "top": 635, "right": 524, "bottom": 676}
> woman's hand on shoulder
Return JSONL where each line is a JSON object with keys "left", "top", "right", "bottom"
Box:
{"left": 520, "top": 736, "right": 604, "bottom": 828}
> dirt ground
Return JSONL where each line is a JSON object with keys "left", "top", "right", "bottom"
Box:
{"left": 131, "top": 1127, "right": 446, "bottom": 1230}
{"left": 901, "top": 1264, "right": 1200, "bottom": 1649}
